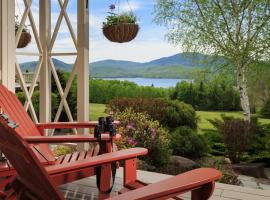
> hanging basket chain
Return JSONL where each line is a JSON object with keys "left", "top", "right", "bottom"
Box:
{"left": 126, "top": 0, "right": 134, "bottom": 14}
{"left": 15, "top": 0, "right": 31, "bottom": 48}
{"left": 117, "top": 0, "right": 120, "bottom": 15}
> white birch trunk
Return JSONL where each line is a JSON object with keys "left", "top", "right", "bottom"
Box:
{"left": 237, "top": 65, "right": 251, "bottom": 122}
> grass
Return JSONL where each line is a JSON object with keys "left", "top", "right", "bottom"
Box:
{"left": 197, "top": 111, "right": 270, "bottom": 133}
{"left": 197, "top": 111, "right": 243, "bottom": 132}
{"left": 89, "top": 103, "right": 270, "bottom": 132}
{"left": 89, "top": 103, "right": 107, "bottom": 120}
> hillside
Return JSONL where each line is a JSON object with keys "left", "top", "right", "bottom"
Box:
{"left": 20, "top": 52, "right": 218, "bottom": 78}
{"left": 21, "top": 58, "right": 73, "bottom": 72}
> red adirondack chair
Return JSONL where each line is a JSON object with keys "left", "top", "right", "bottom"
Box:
{"left": 0, "top": 84, "right": 123, "bottom": 188}
{"left": 0, "top": 112, "right": 222, "bottom": 200}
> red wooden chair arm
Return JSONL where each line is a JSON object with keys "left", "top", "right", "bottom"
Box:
{"left": 109, "top": 168, "right": 222, "bottom": 200}
{"left": 46, "top": 148, "right": 148, "bottom": 175}
{"left": 23, "top": 134, "right": 121, "bottom": 143}
{"left": 36, "top": 121, "right": 120, "bottom": 130}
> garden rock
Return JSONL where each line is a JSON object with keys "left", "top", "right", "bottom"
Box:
{"left": 162, "top": 156, "right": 200, "bottom": 175}
{"left": 137, "top": 160, "right": 156, "bottom": 171}
{"left": 233, "top": 163, "right": 267, "bottom": 179}
{"left": 223, "top": 157, "right": 232, "bottom": 165}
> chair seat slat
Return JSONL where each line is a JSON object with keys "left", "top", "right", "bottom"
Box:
{"left": 69, "top": 152, "right": 80, "bottom": 162}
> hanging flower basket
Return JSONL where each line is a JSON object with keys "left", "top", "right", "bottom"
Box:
{"left": 15, "top": 16, "right": 31, "bottom": 48}
{"left": 103, "top": 23, "right": 139, "bottom": 43}
{"left": 102, "top": 3, "right": 139, "bottom": 43}
{"left": 17, "top": 32, "right": 31, "bottom": 48}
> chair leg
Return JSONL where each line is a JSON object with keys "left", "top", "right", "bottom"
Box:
{"left": 0, "top": 176, "right": 13, "bottom": 191}
{"left": 98, "top": 164, "right": 112, "bottom": 200}
{"left": 98, "top": 141, "right": 114, "bottom": 199}
{"left": 0, "top": 176, "right": 15, "bottom": 199}
{"left": 191, "top": 182, "right": 215, "bottom": 200}
{"left": 10, "top": 178, "right": 39, "bottom": 200}
{"left": 124, "top": 158, "right": 137, "bottom": 186}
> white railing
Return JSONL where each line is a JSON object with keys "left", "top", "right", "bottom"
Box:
{"left": 15, "top": 72, "right": 39, "bottom": 88}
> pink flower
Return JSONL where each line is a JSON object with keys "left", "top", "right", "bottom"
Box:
{"left": 126, "top": 124, "right": 135, "bottom": 130}
{"left": 150, "top": 128, "right": 157, "bottom": 140}
{"left": 128, "top": 137, "right": 138, "bottom": 146}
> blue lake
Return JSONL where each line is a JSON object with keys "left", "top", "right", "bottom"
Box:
{"left": 101, "top": 78, "right": 192, "bottom": 88}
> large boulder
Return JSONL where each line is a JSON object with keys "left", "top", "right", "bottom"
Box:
{"left": 137, "top": 159, "right": 156, "bottom": 171}
{"left": 137, "top": 156, "right": 200, "bottom": 175}
{"left": 161, "top": 156, "right": 200, "bottom": 175}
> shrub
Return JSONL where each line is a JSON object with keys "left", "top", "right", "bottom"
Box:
{"left": 246, "top": 120, "right": 270, "bottom": 165}
{"left": 114, "top": 108, "right": 172, "bottom": 167}
{"left": 261, "top": 99, "right": 270, "bottom": 118}
{"left": 170, "top": 126, "right": 209, "bottom": 158}
{"left": 206, "top": 115, "right": 270, "bottom": 165}
{"left": 16, "top": 91, "right": 58, "bottom": 121}
{"left": 162, "top": 100, "right": 197, "bottom": 129}
{"left": 204, "top": 130, "right": 226, "bottom": 156}
{"left": 221, "top": 120, "right": 253, "bottom": 163}
{"left": 108, "top": 97, "right": 197, "bottom": 129}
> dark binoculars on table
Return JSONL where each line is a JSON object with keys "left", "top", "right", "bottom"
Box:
{"left": 94, "top": 116, "right": 116, "bottom": 139}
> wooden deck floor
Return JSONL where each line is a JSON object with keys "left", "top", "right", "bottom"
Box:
{"left": 60, "top": 168, "right": 270, "bottom": 200}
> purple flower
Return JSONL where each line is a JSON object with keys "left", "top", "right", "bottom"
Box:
{"left": 109, "top": 4, "right": 116, "bottom": 10}
{"left": 128, "top": 137, "right": 138, "bottom": 146}
{"left": 126, "top": 124, "right": 135, "bottom": 130}
{"left": 150, "top": 128, "right": 157, "bottom": 140}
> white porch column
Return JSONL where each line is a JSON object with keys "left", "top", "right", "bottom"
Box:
{"left": 77, "top": 0, "right": 89, "bottom": 138}
{"left": 39, "top": 0, "right": 51, "bottom": 124}
{"left": 0, "top": 0, "right": 15, "bottom": 92}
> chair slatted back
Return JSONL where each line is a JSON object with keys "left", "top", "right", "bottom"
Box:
{"left": 0, "top": 118, "right": 63, "bottom": 200}
{"left": 0, "top": 85, "right": 55, "bottom": 163}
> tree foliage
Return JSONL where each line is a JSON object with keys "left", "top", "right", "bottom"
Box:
{"left": 171, "top": 79, "right": 241, "bottom": 111}
{"left": 108, "top": 97, "right": 198, "bottom": 129}
{"left": 51, "top": 70, "right": 77, "bottom": 121}
{"left": 90, "top": 79, "right": 169, "bottom": 104}
{"left": 154, "top": 0, "right": 270, "bottom": 121}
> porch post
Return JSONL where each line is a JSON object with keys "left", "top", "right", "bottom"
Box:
{"left": 77, "top": 0, "right": 89, "bottom": 143}
{"left": 0, "top": 0, "right": 15, "bottom": 92}
{"left": 39, "top": 0, "right": 51, "bottom": 125}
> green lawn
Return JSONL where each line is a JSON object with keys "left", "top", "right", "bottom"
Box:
{"left": 197, "top": 111, "right": 270, "bottom": 133}
{"left": 197, "top": 111, "right": 243, "bottom": 132}
{"left": 89, "top": 103, "right": 106, "bottom": 120}
{"left": 89, "top": 103, "right": 270, "bottom": 132}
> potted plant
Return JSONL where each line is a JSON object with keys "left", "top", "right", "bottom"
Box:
{"left": 15, "top": 16, "right": 31, "bottom": 48}
{"left": 102, "top": 4, "right": 139, "bottom": 43}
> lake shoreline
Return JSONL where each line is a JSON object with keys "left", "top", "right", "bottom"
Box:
{"left": 93, "top": 77, "right": 193, "bottom": 88}
{"left": 92, "top": 77, "right": 190, "bottom": 79}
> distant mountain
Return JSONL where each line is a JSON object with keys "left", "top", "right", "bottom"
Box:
{"left": 20, "top": 58, "right": 73, "bottom": 72}
{"left": 90, "top": 52, "right": 221, "bottom": 78}
{"left": 91, "top": 60, "right": 143, "bottom": 69}
{"left": 91, "top": 52, "right": 211, "bottom": 69}
{"left": 20, "top": 52, "right": 221, "bottom": 78}
{"left": 144, "top": 52, "right": 209, "bottom": 67}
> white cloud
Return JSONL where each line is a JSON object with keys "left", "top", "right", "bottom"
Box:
{"left": 89, "top": 15, "right": 103, "bottom": 30}
{"left": 89, "top": 39, "right": 181, "bottom": 63}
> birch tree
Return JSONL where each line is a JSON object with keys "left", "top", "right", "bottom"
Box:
{"left": 154, "top": 0, "right": 270, "bottom": 121}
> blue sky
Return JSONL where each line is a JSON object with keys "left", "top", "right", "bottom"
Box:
{"left": 16, "top": 0, "right": 180, "bottom": 63}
